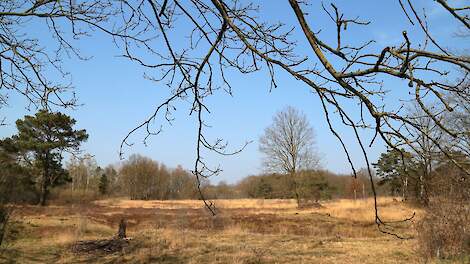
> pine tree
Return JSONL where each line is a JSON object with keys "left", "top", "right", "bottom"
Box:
{"left": 99, "top": 174, "right": 109, "bottom": 195}
{"left": 8, "top": 110, "right": 88, "bottom": 205}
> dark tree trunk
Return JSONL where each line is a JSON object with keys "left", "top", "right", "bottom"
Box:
{"left": 291, "top": 172, "right": 301, "bottom": 207}
{"left": 39, "top": 170, "right": 49, "bottom": 206}
{"left": 0, "top": 206, "right": 10, "bottom": 246}
{"left": 117, "top": 219, "right": 126, "bottom": 239}
{"left": 295, "top": 190, "right": 301, "bottom": 207}
{"left": 402, "top": 176, "right": 408, "bottom": 201}
{"left": 39, "top": 152, "right": 50, "bottom": 206}
{"left": 39, "top": 185, "right": 48, "bottom": 206}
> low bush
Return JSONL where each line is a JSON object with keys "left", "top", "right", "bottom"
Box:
{"left": 49, "top": 189, "right": 100, "bottom": 205}
{"left": 417, "top": 198, "right": 470, "bottom": 260}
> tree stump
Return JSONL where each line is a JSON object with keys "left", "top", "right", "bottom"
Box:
{"left": 117, "top": 218, "right": 127, "bottom": 239}
{"left": 71, "top": 218, "right": 130, "bottom": 254}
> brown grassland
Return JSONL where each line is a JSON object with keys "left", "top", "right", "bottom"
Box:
{"left": 0, "top": 198, "right": 432, "bottom": 263}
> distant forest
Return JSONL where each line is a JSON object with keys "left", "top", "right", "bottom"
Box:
{"left": 1, "top": 150, "right": 391, "bottom": 204}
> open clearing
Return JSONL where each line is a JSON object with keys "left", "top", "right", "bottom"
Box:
{"left": 1, "top": 198, "right": 424, "bottom": 263}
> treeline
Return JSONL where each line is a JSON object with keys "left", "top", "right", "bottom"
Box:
{"left": 3, "top": 111, "right": 467, "bottom": 205}
{"left": 62, "top": 154, "right": 204, "bottom": 201}
{"left": 204, "top": 169, "right": 389, "bottom": 200}
{"left": 373, "top": 148, "right": 470, "bottom": 205}
{"left": 61, "top": 154, "right": 392, "bottom": 202}
{"left": 7, "top": 145, "right": 465, "bottom": 205}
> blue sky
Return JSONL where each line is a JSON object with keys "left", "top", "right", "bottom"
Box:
{"left": 1, "top": 0, "right": 468, "bottom": 183}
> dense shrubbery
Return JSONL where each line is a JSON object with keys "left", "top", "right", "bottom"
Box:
{"left": 417, "top": 198, "right": 470, "bottom": 260}
{"left": 204, "top": 169, "right": 387, "bottom": 200}
{"left": 416, "top": 156, "right": 470, "bottom": 261}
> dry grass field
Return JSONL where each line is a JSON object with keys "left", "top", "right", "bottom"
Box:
{"left": 0, "top": 198, "right": 429, "bottom": 263}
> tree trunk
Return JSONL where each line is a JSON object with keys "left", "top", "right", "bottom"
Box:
{"left": 402, "top": 176, "right": 408, "bottom": 201}
{"left": 0, "top": 206, "right": 10, "bottom": 246}
{"left": 362, "top": 183, "right": 366, "bottom": 200}
{"left": 39, "top": 182, "right": 48, "bottom": 206}
{"left": 291, "top": 172, "right": 301, "bottom": 207}
{"left": 117, "top": 219, "right": 127, "bottom": 239}
{"left": 294, "top": 189, "right": 300, "bottom": 207}
{"left": 418, "top": 159, "right": 430, "bottom": 206}
{"left": 419, "top": 173, "right": 429, "bottom": 206}
{"left": 39, "top": 152, "right": 50, "bottom": 206}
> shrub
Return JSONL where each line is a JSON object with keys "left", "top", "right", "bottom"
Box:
{"left": 0, "top": 205, "right": 10, "bottom": 246}
{"left": 49, "top": 188, "right": 100, "bottom": 205}
{"left": 417, "top": 198, "right": 470, "bottom": 260}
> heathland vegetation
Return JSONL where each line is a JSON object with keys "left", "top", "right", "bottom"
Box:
{"left": 1, "top": 107, "right": 469, "bottom": 263}
{"left": 1, "top": 0, "right": 469, "bottom": 263}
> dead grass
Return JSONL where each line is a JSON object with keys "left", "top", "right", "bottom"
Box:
{"left": 318, "top": 198, "right": 421, "bottom": 222}
{"left": 0, "top": 198, "right": 427, "bottom": 263}
{"left": 95, "top": 198, "right": 298, "bottom": 210}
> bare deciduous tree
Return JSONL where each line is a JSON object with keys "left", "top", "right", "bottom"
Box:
{"left": 407, "top": 105, "right": 443, "bottom": 205}
{"left": 118, "top": 154, "right": 202, "bottom": 200}
{"left": 0, "top": 0, "right": 155, "bottom": 110}
{"left": 259, "top": 106, "right": 319, "bottom": 206}
{"left": 67, "top": 154, "right": 100, "bottom": 193}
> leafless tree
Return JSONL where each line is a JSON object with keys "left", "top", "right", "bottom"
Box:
{"left": 119, "top": 154, "right": 161, "bottom": 200}
{"left": 404, "top": 81, "right": 470, "bottom": 205}
{"left": 118, "top": 0, "right": 468, "bottom": 236}
{"left": 66, "top": 154, "right": 99, "bottom": 192}
{"left": 117, "top": 154, "right": 202, "bottom": 200}
{"left": 444, "top": 81, "right": 470, "bottom": 158}
{"left": 406, "top": 105, "right": 442, "bottom": 205}
{"left": 0, "top": 0, "right": 156, "bottom": 110}
{"left": 3, "top": 0, "right": 469, "bottom": 236}
{"left": 259, "top": 106, "right": 319, "bottom": 206}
